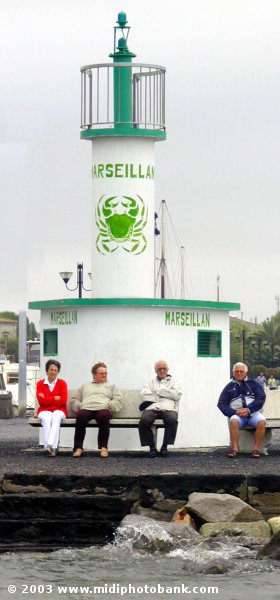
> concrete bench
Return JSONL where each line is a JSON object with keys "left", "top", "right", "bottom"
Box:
{"left": 237, "top": 390, "right": 280, "bottom": 453}
{"left": 238, "top": 423, "right": 275, "bottom": 454}
{"left": 29, "top": 389, "right": 165, "bottom": 449}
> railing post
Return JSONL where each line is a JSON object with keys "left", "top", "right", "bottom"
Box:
{"left": 18, "top": 311, "right": 27, "bottom": 418}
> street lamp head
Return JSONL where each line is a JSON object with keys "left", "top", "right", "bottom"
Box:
{"left": 59, "top": 263, "right": 91, "bottom": 298}
{"left": 59, "top": 271, "right": 73, "bottom": 284}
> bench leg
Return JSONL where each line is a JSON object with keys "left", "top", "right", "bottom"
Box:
{"left": 152, "top": 426, "right": 157, "bottom": 448}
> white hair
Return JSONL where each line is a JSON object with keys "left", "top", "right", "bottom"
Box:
{"left": 154, "top": 360, "right": 168, "bottom": 370}
{"left": 232, "top": 362, "right": 248, "bottom": 373}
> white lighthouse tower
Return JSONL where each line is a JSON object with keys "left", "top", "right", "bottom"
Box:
{"left": 29, "top": 13, "right": 239, "bottom": 450}
{"left": 80, "top": 11, "right": 165, "bottom": 298}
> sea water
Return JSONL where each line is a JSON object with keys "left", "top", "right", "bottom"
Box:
{"left": 0, "top": 522, "right": 280, "bottom": 600}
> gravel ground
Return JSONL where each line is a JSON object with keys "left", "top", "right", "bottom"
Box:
{"left": 1, "top": 417, "right": 280, "bottom": 477}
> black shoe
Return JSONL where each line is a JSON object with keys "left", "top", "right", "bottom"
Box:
{"left": 147, "top": 448, "right": 158, "bottom": 458}
{"left": 159, "top": 447, "right": 170, "bottom": 457}
{"left": 47, "top": 447, "right": 56, "bottom": 457}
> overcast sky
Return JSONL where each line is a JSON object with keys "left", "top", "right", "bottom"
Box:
{"left": 1, "top": 0, "right": 280, "bottom": 326}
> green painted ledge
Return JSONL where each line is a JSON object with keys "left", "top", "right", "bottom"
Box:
{"left": 80, "top": 128, "right": 166, "bottom": 140}
{"left": 28, "top": 298, "right": 240, "bottom": 311}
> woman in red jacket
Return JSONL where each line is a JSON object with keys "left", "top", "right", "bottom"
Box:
{"left": 36, "top": 359, "right": 68, "bottom": 456}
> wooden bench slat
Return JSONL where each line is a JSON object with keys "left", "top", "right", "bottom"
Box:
{"left": 28, "top": 417, "right": 165, "bottom": 427}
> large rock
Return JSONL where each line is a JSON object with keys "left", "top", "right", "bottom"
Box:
{"left": 200, "top": 521, "right": 271, "bottom": 540}
{"left": 187, "top": 492, "right": 263, "bottom": 522}
{"left": 183, "top": 557, "right": 234, "bottom": 574}
{"left": 201, "top": 558, "right": 234, "bottom": 574}
{"left": 267, "top": 517, "right": 280, "bottom": 535}
{"left": 117, "top": 514, "right": 199, "bottom": 552}
{"left": 248, "top": 487, "right": 280, "bottom": 512}
{"left": 258, "top": 530, "right": 280, "bottom": 559}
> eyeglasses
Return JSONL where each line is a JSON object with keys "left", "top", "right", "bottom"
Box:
{"left": 157, "top": 367, "right": 168, "bottom": 371}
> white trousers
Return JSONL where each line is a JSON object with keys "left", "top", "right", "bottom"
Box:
{"left": 38, "top": 410, "right": 65, "bottom": 449}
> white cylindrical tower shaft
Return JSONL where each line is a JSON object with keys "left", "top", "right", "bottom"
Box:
{"left": 91, "top": 137, "right": 155, "bottom": 297}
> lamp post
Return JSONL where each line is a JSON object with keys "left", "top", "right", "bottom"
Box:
{"left": 235, "top": 328, "right": 246, "bottom": 362}
{"left": 250, "top": 339, "right": 257, "bottom": 365}
{"left": 2, "top": 331, "right": 9, "bottom": 355}
{"left": 262, "top": 340, "right": 269, "bottom": 364}
{"left": 59, "top": 263, "right": 91, "bottom": 298}
{"left": 0, "top": 355, "right": 6, "bottom": 379}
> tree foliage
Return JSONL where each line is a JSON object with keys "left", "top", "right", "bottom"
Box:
{"left": 231, "top": 312, "right": 280, "bottom": 373}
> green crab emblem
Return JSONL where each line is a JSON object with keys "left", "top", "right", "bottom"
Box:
{"left": 96, "top": 194, "right": 148, "bottom": 254}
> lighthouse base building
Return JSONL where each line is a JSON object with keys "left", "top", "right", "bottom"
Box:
{"left": 29, "top": 298, "right": 239, "bottom": 449}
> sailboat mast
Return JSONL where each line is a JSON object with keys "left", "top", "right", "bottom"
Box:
{"left": 155, "top": 199, "right": 188, "bottom": 299}
{"left": 160, "top": 200, "right": 167, "bottom": 298}
{"left": 180, "top": 246, "right": 185, "bottom": 299}
{"left": 217, "top": 275, "right": 220, "bottom": 302}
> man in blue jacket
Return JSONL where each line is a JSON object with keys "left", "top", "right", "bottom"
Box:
{"left": 218, "top": 362, "right": 266, "bottom": 458}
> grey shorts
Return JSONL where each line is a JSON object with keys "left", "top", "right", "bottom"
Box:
{"left": 230, "top": 412, "right": 266, "bottom": 428}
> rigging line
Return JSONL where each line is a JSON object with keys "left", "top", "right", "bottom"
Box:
{"left": 177, "top": 242, "right": 194, "bottom": 298}
{"left": 164, "top": 203, "right": 194, "bottom": 297}
{"left": 155, "top": 200, "right": 169, "bottom": 296}
{"left": 164, "top": 203, "right": 194, "bottom": 284}
{"left": 164, "top": 221, "right": 178, "bottom": 292}
{"left": 181, "top": 247, "right": 193, "bottom": 298}
{"left": 167, "top": 216, "right": 188, "bottom": 298}
{"left": 173, "top": 261, "right": 181, "bottom": 298}
{"left": 180, "top": 247, "right": 188, "bottom": 298}
{"left": 164, "top": 202, "right": 184, "bottom": 250}
{"left": 163, "top": 266, "right": 173, "bottom": 298}
{"left": 217, "top": 279, "right": 226, "bottom": 302}
{"left": 156, "top": 209, "right": 174, "bottom": 297}
{"left": 154, "top": 259, "right": 162, "bottom": 292}
{"left": 155, "top": 199, "right": 190, "bottom": 299}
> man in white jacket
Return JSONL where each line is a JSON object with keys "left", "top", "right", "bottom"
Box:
{"left": 138, "top": 360, "right": 182, "bottom": 457}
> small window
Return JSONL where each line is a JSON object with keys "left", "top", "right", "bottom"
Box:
{"left": 7, "top": 372, "right": 19, "bottom": 384}
{"left": 43, "top": 329, "right": 58, "bottom": 356}
{"left": 197, "top": 330, "right": 222, "bottom": 357}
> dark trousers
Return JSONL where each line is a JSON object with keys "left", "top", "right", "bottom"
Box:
{"left": 73, "top": 409, "right": 112, "bottom": 450}
{"left": 138, "top": 410, "right": 178, "bottom": 448}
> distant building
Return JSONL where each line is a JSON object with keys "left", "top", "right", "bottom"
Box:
{"left": 0, "top": 318, "right": 18, "bottom": 356}
{"left": 0, "top": 318, "right": 17, "bottom": 338}
{"left": 230, "top": 316, "right": 258, "bottom": 333}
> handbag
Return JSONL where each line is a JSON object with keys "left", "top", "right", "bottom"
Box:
{"left": 139, "top": 400, "right": 154, "bottom": 411}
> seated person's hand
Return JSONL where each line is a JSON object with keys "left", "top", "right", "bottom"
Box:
{"left": 236, "top": 407, "right": 249, "bottom": 417}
